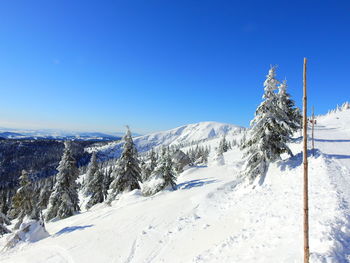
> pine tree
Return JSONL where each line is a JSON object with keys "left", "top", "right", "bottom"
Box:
{"left": 37, "top": 176, "right": 55, "bottom": 210}
{"left": 277, "top": 79, "right": 302, "bottom": 135}
{"left": 109, "top": 127, "right": 142, "bottom": 200}
{"left": 45, "top": 141, "right": 80, "bottom": 220}
{"left": 102, "top": 167, "right": 113, "bottom": 200}
{"left": 86, "top": 167, "right": 104, "bottom": 209}
{"left": 218, "top": 135, "right": 229, "bottom": 155}
{"left": 241, "top": 67, "right": 292, "bottom": 182}
{"left": 11, "top": 170, "right": 39, "bottom": 228}
{"left": 154, "top": 147, "right": 177, "bottom": 190}
{"left": 84, "top": 151, "right": 99, "bottom": 196}
{"left": 0, "top": 211, "right": 11, "bottom": 235}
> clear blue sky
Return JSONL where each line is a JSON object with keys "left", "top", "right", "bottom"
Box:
{"left": 0, "top": 1, "right": 349, "bottom": 134}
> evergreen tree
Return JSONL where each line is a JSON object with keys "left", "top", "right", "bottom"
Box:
{"left": 45, "top": 141, "right": 80, "bottom": 220}
{"left": 154, "top": 147, "right": 177, "bottom": 190}
{"left": 277, "top": 79, "right": 302, "bottom": 134}
{"left": 86, "top": 167, "right": 104, "bottom": 209}
{"left": 218, "top": 135, "right": 229, "bottom": 155}
{"left": 37, "top": 176, "right": 55, "bottom": 210}
{"left": 0, "top": 211, "right": 11, "bottom": 235}
{"left": 149, "top": 148, "right": 158, "bottom": 173}
{"left": 102, "top": 167, "right": 113, "bottom": 200}
{"left": 11, "top": 170, "right": 39, "bottom": 228}
{"left": 84, "top": 151, "right": 99, "bottom": 196}
{"left": 109, "top": 127, "right": 142, "bottom": 200}
{"left": 241, "top": 67, "right": 292, "bottom": 182}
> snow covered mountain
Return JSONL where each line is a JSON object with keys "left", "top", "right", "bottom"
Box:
{"left": 94, "top": 121, "right": 244, "bottom": 159}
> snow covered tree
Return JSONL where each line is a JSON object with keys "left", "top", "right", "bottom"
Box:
{"left": 142, "top": 147, "right": 177, "bottom": 196}
{"left": 86, "top": 167, "right": 104, "bottom": 209}
{"left": 37, "top": 176, "right": 55, "bottom": 210}
{"left": 277, "top": 79, "right": 302, "bottom": 135}
{"left": 241, "top": 67, "right": 293, "bottom": 182}
{"left": 45, "top": 141, "right": 80, "bottom": 221}
{"left": 108, "top": 127, "right": 142, "bottom": 200}
{"left": 0, "top": 211, "right": 11, "bottom": 235}
{"left": 102, "top": 167, "right": 113, "bottom": 200}
{"left": 218, "top": 135, "right": 229, "bottom": 155}
{"left": 11, "top": 170, "right": 39, "bottom": 228}
{"left": 83, "top": 151, "right": 99, "bottom": 196}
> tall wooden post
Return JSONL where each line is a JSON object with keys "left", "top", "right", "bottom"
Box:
{"left": 303, "top": 58, "right": 309, "bottom": 263}
{"left": 312, "top": 106, "right": 315, "bottom": 155}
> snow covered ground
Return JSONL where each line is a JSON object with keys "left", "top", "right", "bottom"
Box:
{"left": 1, "top": 109, "right": 350, "bottom": 262}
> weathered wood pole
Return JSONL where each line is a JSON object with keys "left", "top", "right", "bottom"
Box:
{"left": 312, "top": 106, "right": 315, "bottom": 155}
{"left": 303, "top": 57, "right": 309, "bottom": 263}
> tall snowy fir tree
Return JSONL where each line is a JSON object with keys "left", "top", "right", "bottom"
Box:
{"left": 154, "top": 147, "right": 177, "bottom": 191}
{"left": 86, "top": 167, "right": 104, "bottom": 209}
{"left": 241, "top": 67, "right": 293, "bottom": 182}
{"left": 84, "top": 151, "right": 99, "bottom": 196}
{"left": 0, "top": 211, "right": 11, "bottom": 235}
{"left": 11, "top": 170, "right": 39, "bottom": 228}
{"left": 277, "top": 79, "right": 302, "bottom": 135}
{"left": 45, "top": 141, "right": 80, "bottom": 220}
{"left": 108, "top": 127, "right": 142, "bottom": 200}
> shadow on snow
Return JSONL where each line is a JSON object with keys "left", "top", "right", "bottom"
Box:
{"left": 55, "top": 225, "right": 94, "bottom": 236}
{"left": 177, "top": 178, "right": 218, "bottom": 190}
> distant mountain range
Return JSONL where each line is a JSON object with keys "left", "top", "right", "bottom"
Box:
{"left": 0, "top": 127, "right": 133, "bottom": 141}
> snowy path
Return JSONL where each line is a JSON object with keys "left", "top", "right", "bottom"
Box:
{"left": 1, "top": 110, "right": 350, "bottom": 262}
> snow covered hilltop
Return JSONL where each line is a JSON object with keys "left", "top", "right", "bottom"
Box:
{"left": 1, "top": 104, "right": 350, "bottom": 262}
{"left": 93, "top": 121, "right": 244, "bottom": 160}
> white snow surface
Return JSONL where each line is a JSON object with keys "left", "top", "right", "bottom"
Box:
{"left": 1, "top": 110, "right": 350, "bottom": 262}
{"left": 93, "top": 121, "right": 243, "bottom": 159}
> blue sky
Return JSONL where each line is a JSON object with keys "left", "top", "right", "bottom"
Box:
{"left": 0, "top": 1, "right": 349, "bottom": 134}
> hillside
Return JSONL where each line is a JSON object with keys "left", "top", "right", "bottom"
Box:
{"left": 94, "top": 121, "right": 244, "bottom": 160}
{"left": 1, "top": 109, "right": 350, "bottom": 262}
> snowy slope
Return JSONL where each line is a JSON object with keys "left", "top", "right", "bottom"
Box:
{"left": 1, "top": 109, "right": 350, "bottom": 262}
{"left": 94, "top": 121, "right": 243, "bottom": 159}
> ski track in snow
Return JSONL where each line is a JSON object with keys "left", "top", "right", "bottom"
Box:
{"left": 1, "top": 109, "right": 350, "bottom": 262}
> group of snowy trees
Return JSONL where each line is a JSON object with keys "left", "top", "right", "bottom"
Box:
{"left": 241, "top": 66, "right": 301, "bottom": 181}
{"left": 0, "top": 127, "right": 181, "bottom": 237}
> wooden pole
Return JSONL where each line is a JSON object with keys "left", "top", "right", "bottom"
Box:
{"left": 303, "top": 58, "right": 309, "bottom": 263}
{"left": 312, "top": 106, "right": 315, "bottom": 155}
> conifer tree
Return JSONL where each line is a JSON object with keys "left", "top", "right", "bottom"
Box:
{"left": 37, "top": 176, "right": 55, "bottom": 210}
{"left": 84, "top": 151, "right": 99, "bottom": 196}
{"left": 109, "top": 127, "right": 142, "bottom": 200}
{"left": 0, "top": 211, "right": 11, "bottom": 235}
{"left": 45, "top": 141, "right": 80, "bottom": 220}
{"left": 277, "top": 80, "right": 302, "bottom": 135}
{"left": 218, "top": 135, "right": 229, "bottom": 155}
{"left": 11, "top": 170, "right": 39, "bottom": 228}
{"left": 241, "top": 67, "right": 292, "bottom": 182}
{"left": 102, "top": 167, "right": 113, "bottom": 200}
{"left": 86, "top": 167, "right": 104, "bottom": 209}
{"left": 153, "top": 147, "right": 177, "bottom": 190}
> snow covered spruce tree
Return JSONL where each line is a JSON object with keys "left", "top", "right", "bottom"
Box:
{"left": 45, "top": 141, "right": 80, "bottom": 220}
{"left": 141, "top": 148, "right": 158, "bottom": 182}
{"left": 277, "top": 79, "right": 302, "bottom": 134}
{"left": 11, "top": 170, "right": 39, "bottom": 229}
{"left": 108, "top": 126, "right": 142, "bottom": 200}
{"left": 142, "top": 147, "right": 177, "bottom": 196}
{"left": 83, "top": 151, "right": 99, "bottom": 196}
{"left": 86, "top": 167, "right": 104, "bottom": 209}
{"left": 0, "top": 211, "right": 11, "bottom": 235}
{"left": 241, "top": 66, "right": 293, "bottom": 182}
{"left": 218, "top": 135, "right": 229, "bottom": 155}
{"left": 37, "top": 176, "right": 55, "bottom": 210}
